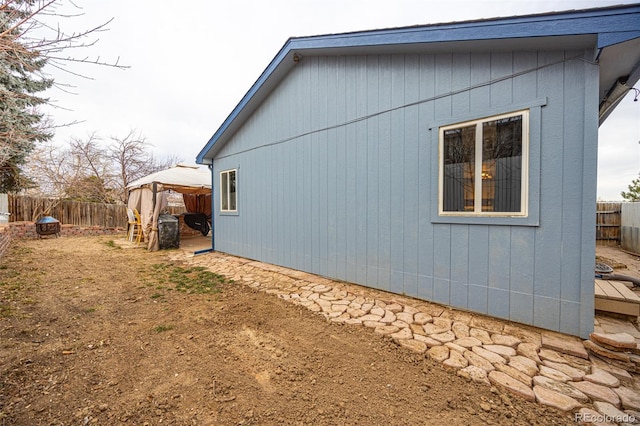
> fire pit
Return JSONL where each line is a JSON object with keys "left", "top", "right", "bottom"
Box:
{"left": 35, "top": 216, "right": 61, "bottom": 238}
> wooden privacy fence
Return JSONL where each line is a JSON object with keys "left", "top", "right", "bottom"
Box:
{"left": 7, "top": 195, "right": 187, "bottom": 229}
{"left": 596, "top": 202, "right": 621, "bottom": 246}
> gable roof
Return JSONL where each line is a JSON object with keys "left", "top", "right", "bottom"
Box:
{"left": 197, "top": 4, "right": 640, "bottom": 164}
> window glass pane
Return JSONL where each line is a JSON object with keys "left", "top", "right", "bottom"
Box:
{"left": 443, "top": 125, "right": 475, "bottom": 212}
{"left": 221, "top": 172, "right": 228, "bottom": 211}
{"left": 229, "top": 170, "right": 236, "bottom": 211}
{"left": 482, "top": 115, "right": 522, "bottom": 212}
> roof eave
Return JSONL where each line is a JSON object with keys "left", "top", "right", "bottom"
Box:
{"left": 196, "top": 4, "right": 640, "bottom": 164}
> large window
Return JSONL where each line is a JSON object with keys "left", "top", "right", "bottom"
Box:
{"left": 439, "top": 110, "right": 528, "bottom": 216}
{"left": 220, "top": 169, "right": 237, "bottom": 212}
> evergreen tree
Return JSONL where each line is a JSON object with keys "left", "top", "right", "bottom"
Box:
{"left": 621, "top": 174, "right": 640, "bottom": 202}
{"left": 0, "top": 1, "right": 54, "bottom": 192}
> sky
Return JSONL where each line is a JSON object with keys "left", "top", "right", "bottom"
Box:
{"left": 36, "top": 0, "right": 640, "bottom": 201}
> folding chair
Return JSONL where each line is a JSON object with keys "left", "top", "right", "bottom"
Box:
{"left": 127, "top": 208, "right": 143, "bottom": 244}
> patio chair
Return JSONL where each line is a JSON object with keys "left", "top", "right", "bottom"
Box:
{"left": 127, "top": 208, "right": 143, "bottom": 244}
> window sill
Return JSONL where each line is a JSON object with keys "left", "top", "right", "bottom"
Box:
{"left": 431, "top": 215, "right": 539, "bottom": 227}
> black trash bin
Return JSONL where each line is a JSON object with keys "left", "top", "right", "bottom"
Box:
{"left": 158, "top": 214, "right": 179, "bottom": 249}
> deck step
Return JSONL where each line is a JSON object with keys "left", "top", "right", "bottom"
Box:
{"left": 595, "top": 280, "right": 640, "bottom": 317}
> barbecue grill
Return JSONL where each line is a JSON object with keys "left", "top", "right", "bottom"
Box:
{"left": 35, "top": 216, "right": 61, "bottom": 238}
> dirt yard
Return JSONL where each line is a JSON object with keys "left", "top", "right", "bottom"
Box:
{"left": 0, "top": 236, "right": 576, "bottom": 425}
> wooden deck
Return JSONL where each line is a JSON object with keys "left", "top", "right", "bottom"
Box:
{"left": 595, "top": 279, "right": 640, "bottom": 317}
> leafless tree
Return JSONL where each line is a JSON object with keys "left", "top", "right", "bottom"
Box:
{"left": 107, "top": 130, "right": 181, "bottom": 203}
{"left": 24, "top": 130, "right": 182, "bottom": 203}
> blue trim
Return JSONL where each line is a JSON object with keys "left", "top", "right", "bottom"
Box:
{"left": 196, "top": 4, "right": 640, "bottom": 163}
{"left": 209, "top": 164, "right": 215, "bottom": 251}
{"left": 194, "top": 248, "right": 214, "bottom": 255}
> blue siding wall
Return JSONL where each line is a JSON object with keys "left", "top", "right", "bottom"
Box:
{"left": 212, "top": 49, "right": 598, "bottom": 337}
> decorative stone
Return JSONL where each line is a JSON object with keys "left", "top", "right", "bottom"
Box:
{"left": 445, "top": 342, "right": 467, "bottom": 354}
{"left": 589, "top": 332, "right": 637, "bottom": 350}
{"left": 311, "top": 284, "right": 332, "bottom": 293}
{"left": 380, "top": 310, "right": 397, "bottom": 324}
{"left": 483, "top": 344, "right": 516, "bottom": 360}
{"left": 509, "top": 356, "right": 539, "bottom": 377}
{"left": 410, "top": 323, "right": 427, "bottom": 336}
{"left": 542, "top": 360, "right": 586, "bottom": 381}
{"left": 423, "top": 322, "right": 450, "bottom": 335}
{"left": 385, "top": 303, "right": 403, "bottom": 313}
{"left": 397, "top": 338, "right": 428, "bottom": 354}
{"left": 373, "top": 300, "right": 387, "bottom": 309}
{"left": 452, "top": 322, "right": 470, "bottom": 338}
{"left": 583, "top": 340, "right": 630, "bottom": 362}
{"left": 532, "top": 376, "right": 590, "bottom": 403}
{"left": 362, "top": 320, "right": 385, "bottom": 328}
{"left": 453, "top": 337, "right": 483, "bottom": 349}
{"left": 443, "top": 349, "right": 468, "bottom": 370}
{"left": 539, "top": 348, "right": 570, "bottom": 364}
{"left": 374, "top": 325, "right": 400, "bottom": 335}
{"left": 589, "top": 355, "right": 633, "bottom": 384}
{"left": 430, "top": 331, "right": 456, "bottom": 343}
{"left": 358, "top": 314, "right": 383, "bottom": 322}
{"left": 472, "top": 346, "right": 507, "bottom": 365}
{"left": 494, "top": 363, "right": 532, "bottom": 386}
{"left": 469, "top": 328, "right": 493, "bottom": 345}
{"left": 488, "top": 371, "right": 536, "bottom": 402}
{"left": 539, "top": 365, "right": 572, "bottom": 383}
{"left": 432, "top": 317, "right": 453, "bottom": 330}
{"left": 370, "top": 306, "right": 385, "bottom": 317}
{"left": 330, "top": 313, "right": 351, "bottom": 323}
{"left": 612, "top": 386, "right": 640, "bottom": 411}
{"left": 584, "top": 367, "right": 620, "bottom": 388}
{"left": 414, "top": 334, "right": 443, "bottom": 347}
{"left": 491, "top": 334, "right": 521, "bottom": 348}
{"left": 427, "top": 345, "right": 450, "bottom": 363}
{"left": 463, "top": 351, "right": 495, "bottom": 372}
{"left": 539, "top": 348, "right": 592, "bottom": 371}
{"left": 391, "top": 320, "right": 410, "bottom": 329}
{"left": 331, "top": 304, "right": 348, "bottom": 313}
{"left": 413, "top": 312, "right": 432, "bottom": 325}
{"left": 457, "top": 365, "right": 490, "bottom": 385}
{"left": 593, "top": 401, "right": 628, "bottom": 423}
{"left": 403, "top": 305, "right": 420, "bottom": 314}
{"left": 542, "top": 333, "right": 589, "bottom": 359}
{"left": 395, "top": 312, "right": 414, "bottom": 324}
{"left": 517, "top": 343, "right": 542, "bottom": 364}
{"left": 361, "top": 303, "right": 374, "bottom": 313}
{"left": 390, "top": 328, "right": 413, "bottom": 340}
{"left": 346, "top": 308, "right": 366, "bottom": 318}
{"left": 570, "top": 381, "right": 621, "bottom": 407}
{"left": 533, "top": 385, "right": 582, "bottom": 412}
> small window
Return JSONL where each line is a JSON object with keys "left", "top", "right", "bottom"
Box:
{"left": 220, "top": 169, "right": 237, "bottom": 212}
{"left": 439, "top": 110, "right": 528, "bottom": 216}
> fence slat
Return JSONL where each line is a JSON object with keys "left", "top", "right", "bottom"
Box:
{"left": 7, "top": 195, "right": 186, "bottom": 228}
{"left": 596, "top": 202, "right": 621, "bottom": 246}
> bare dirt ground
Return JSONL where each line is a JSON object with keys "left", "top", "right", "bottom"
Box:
{"left": 0, "top": 236, "right": 576, "bottom": 425}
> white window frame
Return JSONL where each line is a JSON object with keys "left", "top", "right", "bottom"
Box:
{"left": 220, "top": 169, "right": 237, "bottom": 213}
{"left": 438, "top": 110, "right": 529, "bottom": 217}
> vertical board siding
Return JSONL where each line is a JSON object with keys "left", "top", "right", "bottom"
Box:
{"left": 212, "top": 49, "right": 596, "bottom": 337}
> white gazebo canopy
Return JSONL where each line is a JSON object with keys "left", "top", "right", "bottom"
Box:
{"left": 126, "top": 164, "right": 212, "bottom": 251}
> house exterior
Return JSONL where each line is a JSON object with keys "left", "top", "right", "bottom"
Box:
{"left": 197, "top": 5, "right": 640, "bottom": 338}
